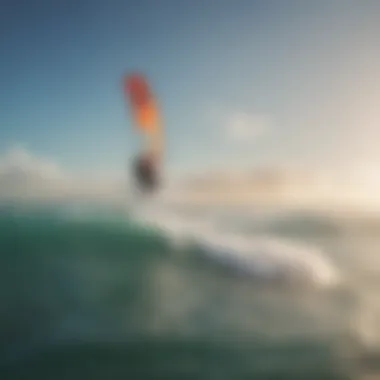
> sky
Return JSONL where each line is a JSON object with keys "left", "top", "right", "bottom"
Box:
{"left": 1, "top": 0, "right": 380, "bottom": 204}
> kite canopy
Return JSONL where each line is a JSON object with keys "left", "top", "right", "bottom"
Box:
{"left": 124, "top": 73, "right": 164, "bottom": 163}
{"left": 124, "top": 73, "right": 160, "bottom": 133}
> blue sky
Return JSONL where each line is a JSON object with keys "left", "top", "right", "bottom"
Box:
{"left": 1, "top": 0, "right": 380, "bottom": 177}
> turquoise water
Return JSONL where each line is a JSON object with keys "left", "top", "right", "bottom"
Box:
{"left": 1, "top": 203, "right": 380, "bottom": 379}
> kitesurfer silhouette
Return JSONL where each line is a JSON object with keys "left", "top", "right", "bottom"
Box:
{"left": 132, "top": 151, "right": 160, "bottom": 194}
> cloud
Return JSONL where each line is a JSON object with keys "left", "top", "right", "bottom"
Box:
{"left": 209, "top": 105, "right": 271, "bottom": 143}
{"left": 173, "top": 167, "right": 317, "bottom": 206}
{"left": 224, "top": 112, "right": 270, "bottom": 142}
{"left": 0, "top": 146, "right": 66, "bottom": 199}
{"left": 0, "top": 146, "right": 123, "bottom": 202}
{"left": 168, "top": 165, "right": 380, "bottom": 213}
{"left": 0, "top": 145, "right": 320, "bottom": 208}
{"left": 1, "top": 145, "right": 379, "bottom": 213}
{"left": 0, "top": 145, "right": 64, "bottom": 180}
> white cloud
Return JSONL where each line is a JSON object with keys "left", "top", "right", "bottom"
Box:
{"left": 208, "top": 105, "right": 271, "bottom": 143}
{"left": 0, "top": 145, "right": 64, "bottom": 180}
{"left": 225, "top": 112, "right": 270, "bottom": 142}
{"left": 1, "top": 145, "right": 379, "bottom": 213}
{"left": 168, "top": 165, "right": 380, "bottom": 213}
{"left": 173, "top": 168, "right": 316, "bottom": 206}
{"left": 0, "top": 145, "right": 316, "bottom": 207}
{"left": 0, "top": 146, "right": 123, "bottom": 202}
{"left": 0, "top": 146, "right": 66, "bottom": 199}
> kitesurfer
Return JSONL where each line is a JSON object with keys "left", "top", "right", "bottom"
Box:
{"left": 124, "top": 73, "right": 162, "bottom": 195}
{"left": 132, "top": 151, "right": 160, "bottom": 193}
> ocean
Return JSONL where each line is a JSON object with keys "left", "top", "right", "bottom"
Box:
{"left": 1, "top": 200, "right": 380, "bottom": 379}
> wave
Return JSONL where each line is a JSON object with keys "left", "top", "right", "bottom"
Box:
{"left": 2, "top": 202, "right": 380, "bottom": 378}
{"left": 131, "top": 202, "right": 341, "bottom": 289}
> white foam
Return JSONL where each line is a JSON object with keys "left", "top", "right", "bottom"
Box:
{"left": 195, "top": 233, "right": 340, "bottom": 288}
{"left": 131, "top": 201, "right": 341, "bottom": 289}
